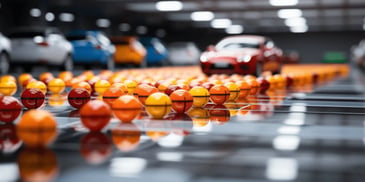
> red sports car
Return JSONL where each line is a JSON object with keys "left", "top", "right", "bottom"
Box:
{"left": 200, "top": 35, "right": 283, "bottom": 76}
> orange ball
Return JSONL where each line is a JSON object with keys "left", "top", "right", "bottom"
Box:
{"left": 209, "top": 85, "right": 230, "bottom": 105}
{"left": 133, "top": 84, "right": 158, "bottom": 105}
{"left": 18, "top": 73, "right": 33, "bottom": 87}
{"left": 246, "top": 79, "right": 260, "bottom": 95}
{"left": 112, "top": 95, "right": 142, "bottom": 123}
{"left": 111, "top": 123, "right": 141, "bottom": 152}
{"left": 0, "top": 80, "right": 17, "bottom": 96}
{"left": 170, "top": 89, "right": 193, "bottom": 113}
{"left": 80, "top": 100, "right": 112, "bottom": 131}
{"left": 39, "top": 72, "right": 54, "bottom": 84}
{"left": 72, "top": 81, "right": 92, "bottom": 94}
{"left": 145, "top": 92, "right": 172, "bottom": 119}
{"left": 111, "top": 83, "right": 128, "bottom": 94}
{"left": 16, "top": 110, "right": 58, "bottom": 147}
{"left": 102, "top": 87, "right": 124, "bottom": 106}
{"left": 236, "top": 80, "right": 251, "bottom": 98}
{"left": 209, "top": 105, "right": 230, "bottom": 125}
{"left": 187, "top": 107, "right": 210, "bottom": 128}
{"left": 0, "top": 75, "right": 16, "bottom": 83}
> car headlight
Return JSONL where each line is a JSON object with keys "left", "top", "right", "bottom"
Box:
{"left": 237, "top": 55, "right": 251, "bottom": 63}
{"left": 200, "top": 55, "right": 208, "bottom": 62}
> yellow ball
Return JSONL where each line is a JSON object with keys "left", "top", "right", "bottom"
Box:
{"left": 0, "top": 75, "right": 16, "bottom": 83}
{"left": 0, "top": 81, "right": 17, "bottom": 96}
{"left": 145, "top": 92, "right": 172, "bottom": 119}
{"left": 124, "top": 80, "right": 137, "bottom": 95}
{"left": 224, "top": 82, "right": 239, "bottom": 101}
{"left": 26, "top": 81, "right": 47, "bottom": 95}
{"left": 94, "top": 80, "right": 111, "bottom": 95}
{"left": 189, "top": 86, "right": 210, "bottom": 107}
{"left": 48, "top": 78, "right": 65, "bottom": 94}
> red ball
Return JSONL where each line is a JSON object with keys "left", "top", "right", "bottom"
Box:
{"left": 170, "top": 89, "right": 193, "bottom": 113}
{"left": 164, "top": 85, "right": 182, "bottom": 96}
{"left": 209, "top": 105, "right": 230, "bottom": 125}
{"left": 0, "top": 96, "right": 22, "bottom": 123}
{"left": 0, "top": 124, "right": 22, "bottom": 153}
{"left": 209, "top": 85, "right": 230, "bottom": 105}
{"left": 68, "top": 88, "right": 91, "bottom": 109}
{"left": 21, "top": 88, "right": 45, "bottom": 109}
{"left": 80, "top": 100, "right": 112, "bottom": 132}
{"left": 257, "top": 77, "right": 270, "bottom": 94}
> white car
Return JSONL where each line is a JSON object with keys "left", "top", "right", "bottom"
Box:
{"left": 0, "top": 32, "right": 11, "bottom": 75}
{"left": 9, "top": 27, "right": 73, "bottom": 72}
{"left": 167, "top": 42, "right": 201, "bottom": 65}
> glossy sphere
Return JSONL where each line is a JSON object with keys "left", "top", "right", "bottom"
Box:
{"left": 21, "top": 88, "right": 45, "bottom": 109}
{"left": 170, "top": 89, "right": 193, "bottom": 113}
{"left": 189, "top": 86, "right": 210, "bottom": 107}
{"left": 0, "top": 75, "right": 16, "bottom": 83}
{"left": 256, "top": 77, "right": 270, "bottom": 94}
{"left": 236, "top": 80, "right": 251, "bottom": 98}
{"left": 26, "top": 80, "right": 47, "bottom": 95}
{"left": 48, "top": 94, "right": 66, "bottom": 107}
{"left": 94, "top": 80, "right": 111, "bottom": 95}
{"left": 48, "top": 78, "right": 65, "bottom": 94}
{"left": 246, "top": 79, "right": 260, "bottom": 95}
{"left": 0, "top": 96, "right": 22, "bottom": 123}
{"left": 80, "top": 132, "right": 112, "bottom": 165}
{"left": 18, "top": 73, "right": 33, "bottom": 87}
{"left": 133, "top": 84, "right": 158, "bottom": 105}
{"left": 111, "top": 123, "right": 141, "bottom": 152}
{"left": 58, "top": 71, "right": 73, "bottom": 86}
{"left": 111, "top": 83, "right": 128, "bottom": 94}
{"left": 16, "top": 110, "right": 58, "bottom": 147}
{"left": 112, "top": 95, "right": 142, "bottom": 123}
{"left": 68, "top": 88, "right": 91, "bottom": 109}
{"left": 224, "top": 82, "right": 239, "bottom": 101}
{"left": 79, "top": 100, "right": 112, "bottom": 131}
{"left": 39, "top": 72, "right": 54, "bottom": 84}
{"left": 0, "top": 80, "right": 17, "bottom": 96}
{"left": 145, "top": 92, "right": 172, "bottom": 119}
{"left": 102, "top": 87, "right": 124, "bottom": 106}
{"left": 18, "top": 148, "right": 58, "bottom": 182}
{"left": 72, "top": 81, "right": 92, "bottom": 94}
{"left": 209, "top": 85, "right": 230, "bottom": 105}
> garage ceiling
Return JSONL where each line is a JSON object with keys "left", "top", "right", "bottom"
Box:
{"left": 3, "top": 0, "right": 365, "bottom": 35}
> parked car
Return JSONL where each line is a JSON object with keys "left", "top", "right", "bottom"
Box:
{"left": 0, "top": 32, "right": 11, "bottom": 75}
{"left": 66, "top": 30, "right": 115, "bottom": 70}
{"left": 138, "top": 37, "right": 168, "bottom": 66}
{"left": 167, "top": 42, "right": 201, "bottom": 65}
{"left": 200, "top": 35, "right": 283, "bottom": 76}
{"left": 110, "top": 36, "right": 147, "bottom": 67}
{"left": 8, "top": 27, "right": 73, "bottom": 72}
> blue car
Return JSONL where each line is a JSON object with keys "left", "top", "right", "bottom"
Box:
{"left": 138, "top": 37, "right": 168, "bottom": 66}
{"left": 66, "top": 30, "right": 115, "bottom": 70}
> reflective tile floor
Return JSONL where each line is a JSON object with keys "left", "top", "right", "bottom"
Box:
{"left": 1, "top": 66, "right": 364, "bottom": 182}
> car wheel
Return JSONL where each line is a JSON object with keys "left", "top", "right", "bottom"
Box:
{"left": 62, "top": 55, "right": 74, "bottom": 71}
{"left": 0, "top": 52, "right": 10, "bottom": 75}
{"left": 255, "top": 61, "right": 262, "bottom": 77}
{"left": 106, "top": 57, "right": 115, "bottom": 71}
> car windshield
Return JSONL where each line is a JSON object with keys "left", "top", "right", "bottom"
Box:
{"left": 216, "top": 38, "right": 260, "bottom": 50}
{"left": 8, "top": 31, "right": 44, "bottom": 38}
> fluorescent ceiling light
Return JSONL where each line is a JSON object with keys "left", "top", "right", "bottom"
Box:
{"left": 59, "top": 13, "right": 74, "bottom": 22}
{"left": 285, "top": 17, "right": 306, "bottom": 27}
{"left": 270, "top": 0, "right": 298, "bottom": 6}
{"left": 136, "top": 25, "right": 148, "bottom": 34}
{"left": 290, "top": 25, "right": 308, "bottom": 33}
{"left": 96, "top": 18, "right": 110, "bottom": 28}
{"left": 277, "top": 9, "right": 302, "bottom": 19}
{"left": 226, "top": 25, "right": 244, "bottom": 34}
{"left": 30, "top": 8, "right": 41, "bottom": 17}
{"left": 156, "top": 1, "right": 183, "bottom": 11}
{"left": 211, "top": 18, "right": 232, "bottom": 29}
{"left": 119, "top": 23, "right": 130, "bottom": 31}
{"left": 45, "top": 12, "right": 55, "bottom": 22}
{"left": 191, "top": 11, "right": 214, "bottom": 21}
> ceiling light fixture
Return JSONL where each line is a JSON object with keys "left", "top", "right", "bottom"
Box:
{"left": 45, "top": 12, "right": 55, "bottom": 22}
{"left": 191, "top": 11, "right": 214, "bottom": 21}
{"left": 290, "top": 25, "right": 308, "bottom": 33}
{"left": 211, "top": 18, "right": 232, "bottom": 29}
{"left": 30, "top": 8, "right": 41, "bottom": 17}
{"left": 285, "top": 17, "right": 306, "bottom": 27}
{"left": 156, "top": 1, "right": 183, "bottom": 11}
{"left": 59, "top": 13, "right": 74, "bottom": 22}
{"left": 226, "top": 25, "right": 244, "bottom": 34}
{"left": 269, "top": 0, "right": 298, "bottom": 6}
{"left": 277, "top": 9, "right": 302, "bottom": 19}
{"left": 96, "top": 18, "right": 111, "bottom": 28}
